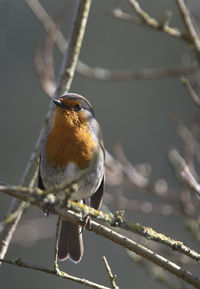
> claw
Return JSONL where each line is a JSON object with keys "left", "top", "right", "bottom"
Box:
{"left": 43, "top": 203, "right": 55, "bottom": 216}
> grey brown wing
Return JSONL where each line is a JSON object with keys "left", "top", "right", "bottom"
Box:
{"left": 38, "top": 157, "right": 46, "bottom": 190}
{"left": 90, "top": 176, "right": 104, "bottom": 210}
{"left": 90, "top": 120, "right": 105, "bottom": 210}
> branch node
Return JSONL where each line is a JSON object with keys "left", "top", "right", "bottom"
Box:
{"left": 111, "top": 210, "right": 124, "bottom": 226}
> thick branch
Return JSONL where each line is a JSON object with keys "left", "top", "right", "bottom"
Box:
{"left": 1, "top": 183, "right": 200, "bottom": 264}
{"left": 0, "top": 185, "right": 200, "bottom": 288}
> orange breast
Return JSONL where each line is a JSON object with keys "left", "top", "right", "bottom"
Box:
{"left": 45, "top": 109, "right": 97, "bottom": 169}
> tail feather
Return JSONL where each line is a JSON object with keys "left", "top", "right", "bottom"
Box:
{"left": 58, "top": 219, "right": 83, "bottom": 263}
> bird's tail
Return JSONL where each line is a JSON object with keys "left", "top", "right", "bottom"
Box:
{"left": 58, "top": 219, "right": 83, "bottom": 263}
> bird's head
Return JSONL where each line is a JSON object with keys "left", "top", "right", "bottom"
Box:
{"left": 53, "top": 93, "right": 95, "bottom": 128}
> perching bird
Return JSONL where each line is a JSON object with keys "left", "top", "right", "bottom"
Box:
{"left": 38, "top": 93, "right": 105, "bottom": 263}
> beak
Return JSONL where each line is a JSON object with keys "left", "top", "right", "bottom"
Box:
{"left": 53, "top": 99, "right": 66, "bottom": 108}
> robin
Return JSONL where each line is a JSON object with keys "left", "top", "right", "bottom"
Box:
{"left": 38, "top": 93, "right": 105, "bottom": 263}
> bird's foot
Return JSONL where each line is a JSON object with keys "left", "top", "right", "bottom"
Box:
{"left": 43, "top": 202, "right": 55, "bottom": 216}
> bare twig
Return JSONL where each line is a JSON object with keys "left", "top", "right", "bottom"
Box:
{"left": 77, "top": 63, "right": 200, "bottom": 81}
{"left": 173, "top": 112, "right": 200, "bottom": 218}
{"left": 111, "top": 7, "right": 142, "bottom": 25}
{"left": 176, "top": 0, "right": 200, "bottom": 58}
{"left": 168, "top": 149, "right": 200, "bottom": 197}
{"left": 34, "top": 43, "right": 55, "bottom": 97}
{"left": 0, "top": 258, "right": 110, "bottom": 289}
{"left": 0, "top": 0, "right": 92, "bottom": 261}
{"left": 54, "top": 217, "right": 61, "bottom": 271}
{"left": 102, "top": 256, "right": 119, "bottom": 289}
{"left": 24, "top": 0, "right": 66, "bottom": 53}
{"left": 105, "top": 150, "right": 179, "bottom": 202}
{"left": 181, "top": 77, "right": 200, "bottom": 107}
{"left": 0, "top": 164, "right": 38, "bottom": 262}
{"left": 112, "top": 6, "right": 187, "bottom": 41}
{"left": 27, "top": 0, "right": 200, "bottom": 83}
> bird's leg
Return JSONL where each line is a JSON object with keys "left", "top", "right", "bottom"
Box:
{"left": 81, "top": 215, "right": 91, "bottom": 232}
{"left": 80, "top": 199, "right": 91, "bottom": 233}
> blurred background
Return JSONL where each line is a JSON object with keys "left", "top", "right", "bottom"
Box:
{"left": 0, "top": 0, "right": 200, "bottom": 288}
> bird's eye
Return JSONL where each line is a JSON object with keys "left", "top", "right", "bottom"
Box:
{"left": 74, "top": 104, "right": 82, "bottom": 111}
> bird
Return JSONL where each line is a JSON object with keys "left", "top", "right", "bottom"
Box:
{"left": 38, "top": 93, "right": 105, "bottom": 263}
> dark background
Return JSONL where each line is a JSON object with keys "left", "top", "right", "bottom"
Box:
{"left": 0, "top": 0, "right": 199, "bottom": 288}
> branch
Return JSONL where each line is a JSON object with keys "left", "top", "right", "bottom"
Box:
{"left": 0, "top": 258, "right": 110, "bottom": 289}
{"left": 60, "top": 213, "right": 200, "bottom": 289}
{"left": 77, "top": 62, "right": 200, "bottom": 81}
{"left": 113, "top": 5, "right": 188, "bottom": 41}
{"left": 176, "top": 0, "right": 200, "bottom": 60}
{"left": 102, "top": 257, "right": 119, "bottom": 289}
{"left": 0, "top": 0, "right": 92, "bottom": 261}
{"left": 105, "top": 149, "right": 179, "bottom": 202}
{"left": 1, "top": 185, "right": 200, "bottom": 288}
{"left": 26, "top": 0, "right": 200, "bottom": 83}
{"left": 55, "top": 0, "right": 92, "bottom": 96}
{"left": 168, "top": 149, "right": 200, "bottom": 197}
{"left": 1, "top": 183, "right": 200, "bottom": 264}
{"left": 58, "top": 212, "right": 200, "bottom": 289}
{"left": 0, "top": 170, "right": 38, "bottom": 262}
{"left": 181, "top": 77, "right": 200, "bottom": 107}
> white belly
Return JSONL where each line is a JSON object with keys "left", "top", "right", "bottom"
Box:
{"left": 40, "top": 150, "right": 104, "bottom": 201}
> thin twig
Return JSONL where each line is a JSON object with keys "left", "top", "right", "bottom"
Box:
{"left": 0, "top": 0, "right": 92, "bottom": 262}
{"left": 24, "top": 0, "right": 66, "bottom": 53}
{"left": 0, "top": 163, "right": 38, "bottom": 261}
{"left": 111, "top": 7, "right": 142, "bottom": 25}
{"left": 181, "top": 77, "right": 200, "bottom": 107}
{"left": 102, "top": 256, "right": 119, "bottom": 289}
{"left": 0, "top": 258, "right": 110, "bottom": 289}
{"left": 168, "top": 149, "right": 200, "bottom": 197}
{"left": 112, "top": 6, "right": 187, "bottom": 41}
{"left": 77, "top": 62, "right": 200, "bottom": 81}
{"left": 54, "top": 217, "right": 61, "bottom": 271}
{"left": 176, "top": 0, "right": 200, "bottom": 59}
{"left": 34, "top": 42, "right": 55, "bottom": 97}
{"left": 173, "top": 120, "right": 199, "bottom": 216}
{"left": 26, "top": 0, "right": 200, "bottom": 82}
{"left": 105, "top": 150, "right": 179, "bottom": 202}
